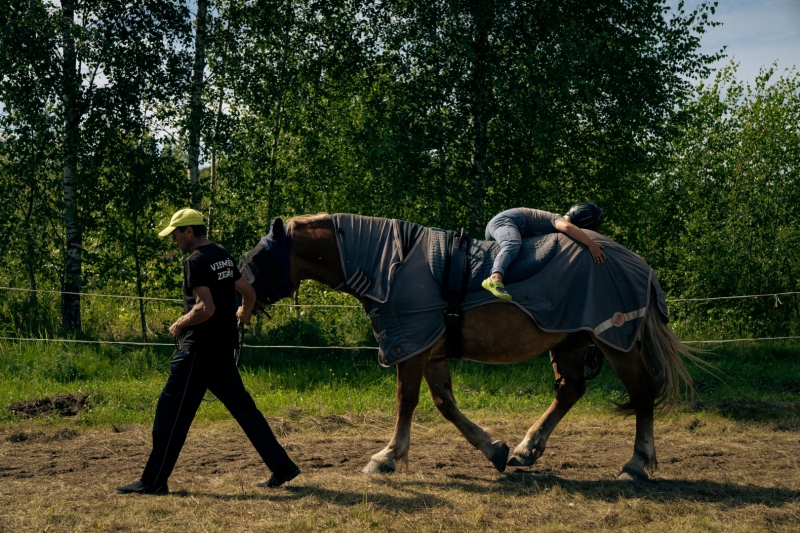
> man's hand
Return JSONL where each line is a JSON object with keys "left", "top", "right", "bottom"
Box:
{"left": 236, "top": 305, "right": 252, "bottom": 324}
{"left": 588, "top": 242, "right": 606, "bottom": 263}
{"left": 169, "top": 321, "right": 183, "bottom": 338}
{"left": 235, "top": 277, "right": 257, "bottom": 324}
{"left": 169, "top": 287, "right": 215, "bottom": 339}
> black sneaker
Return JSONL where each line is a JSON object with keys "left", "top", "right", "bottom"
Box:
{"left": 116, "top": 480, "right": 169, "bottom": 495}
{"left": 258, "top": 465, "right": 301, "bottom": 488}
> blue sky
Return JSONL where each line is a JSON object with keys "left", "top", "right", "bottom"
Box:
{"left": 667, "top": 0, "right": 800, "bottom": 82}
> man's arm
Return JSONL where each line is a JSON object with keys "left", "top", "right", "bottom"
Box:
{"left": 235, "top": 277, "right": 256, "bottom": 324}
{"left": 554, "top": 219, "right": 606, "bottom": 263}
{"left": 169, "top": 286, "right": 215, "bottom": 338}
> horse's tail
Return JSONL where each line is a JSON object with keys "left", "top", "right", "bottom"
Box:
{"left": 637, "top": 295, "right": 703, "bottom": 410}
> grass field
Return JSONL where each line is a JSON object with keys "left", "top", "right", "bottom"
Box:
{"left": 1, "top": 339, "right": 799, "bottom": 532}
{"left": 2, "top": 337, "right": 800, "bottom": 426}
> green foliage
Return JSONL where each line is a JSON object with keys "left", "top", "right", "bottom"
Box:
{"left": 641, "top": 64, "right": 800, "bottom": 339}
{"left": 0, "top": 0, "right": 797, "bottom": 344}
{"left": 333, "top": 0, "right": 723, "bottom": 234}
{"left": 0, "top": 0, "right": 192, "bottom": 334}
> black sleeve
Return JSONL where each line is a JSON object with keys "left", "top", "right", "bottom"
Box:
{"left": 185, "top": 256, "right": 212, "bottom": 290}
{"left": 233, "top": 263, "right": 242, "bottom": 282}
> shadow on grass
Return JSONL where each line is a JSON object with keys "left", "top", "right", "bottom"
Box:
{"left": 172, "top": 472, "right": 800, "bottom": 510}
{"left": 697, "top": 397, "right": 800, "bottom": 425}
{"left": 496, "top": 471, "right": 800, "bottom": 507}
{"left": 174, "top": 486, "right": 447, "bottom": 508}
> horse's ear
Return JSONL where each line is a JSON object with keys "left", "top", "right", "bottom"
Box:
{"left": 271, "top": 217, "right": 286, "bottom": 244}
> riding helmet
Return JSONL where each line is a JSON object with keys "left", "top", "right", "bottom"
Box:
{"left": 567, "top": 202, "right": 604, "bottom": 230}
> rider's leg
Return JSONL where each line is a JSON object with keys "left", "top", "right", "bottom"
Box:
{"left": 483, "top": 212, "right": 524, "bottom": 301}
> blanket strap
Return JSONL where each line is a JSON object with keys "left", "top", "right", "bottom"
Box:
{"left": 440, "top": 228, "right": 471, "bottom": 359}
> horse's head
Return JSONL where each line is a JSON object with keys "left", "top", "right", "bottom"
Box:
{"left": 238, "top": 217, "right": 295, "bottom": 309}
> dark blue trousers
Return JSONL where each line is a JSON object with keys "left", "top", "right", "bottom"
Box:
{"left": 140, "top": 347, "right": 295, "bottom": 486}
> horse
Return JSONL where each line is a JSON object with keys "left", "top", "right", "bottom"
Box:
{"left": 242, "top": 213, "right": 698, "bottom": 481}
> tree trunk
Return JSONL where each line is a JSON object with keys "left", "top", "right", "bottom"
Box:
{"left": 264, "top": 90, "right": 286, "bottom": 224}
{"left": 293, "top": 282, "right": 300, "bottom": 319}
{"left": 265, "top": 114, "right": 280, "bottom": 224}
{"left": 438, "top": 143, "right": 448, "bottom": 228}
{"left": 265, "top": 0, "right": 295, "bottom": 225}
{"left": 61, "top": 0, "right": 82, "bottom": 332}
{"left": 24, "top": 192, "right": 38, "bottom": 331}
{"left": 24, "top": 181, "right": 38, "bottom": 317}
{"left": 129, "top": 212, "right": 147, "bottom": 342}
{"left": 467, "top": 0, "right": 491, "bottom": 235}
{"left": 187, "top": 0, "right": 208, "bottom": 210}
{"left": 133, "top": 241, "right": 147, "bottom": 342}
{"left": 208, "top": 86, "right": 224, "bottom": 237}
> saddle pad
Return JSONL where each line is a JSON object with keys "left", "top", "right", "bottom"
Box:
{"left": 331, "top": 214, "right": 425, "bottom": 303}
{"left": 428, "top": 229, "right": 558, "bottom": 291}
{"left": 330, "top": 214, "right": 669, "bottom": 367}
{"left": 363, "top": 230, "right": 448, "bottom": 367}
{"left": 460, "top": 230, "right": 670, "bottom": 354}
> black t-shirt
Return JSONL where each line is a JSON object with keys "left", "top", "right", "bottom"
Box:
{"left": 180, "top": 243, "right": 242, "bottom": 351}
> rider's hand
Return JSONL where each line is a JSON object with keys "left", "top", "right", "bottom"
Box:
{"left": 589, "top": 242, "right": 606, "bottom": 263}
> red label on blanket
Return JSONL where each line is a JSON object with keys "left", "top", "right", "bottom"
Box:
{"left": 612, "top": 312, "right": 625, "bottom": 327}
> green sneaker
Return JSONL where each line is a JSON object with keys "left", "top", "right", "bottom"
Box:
{"left": 481, "top": 277, "right": 512, "bottom": 302}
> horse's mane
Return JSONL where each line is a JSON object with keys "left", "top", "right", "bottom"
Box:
{"left": 286, "top": 213, "right": 331, "bottom": 234}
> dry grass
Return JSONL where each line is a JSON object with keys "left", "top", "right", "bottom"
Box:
{"left": 1, "top": 411, "right": 799, "bottom": 532}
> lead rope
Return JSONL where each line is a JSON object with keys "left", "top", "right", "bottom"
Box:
{"left": 235, "top": 319, "right": 244, "bottom": 367}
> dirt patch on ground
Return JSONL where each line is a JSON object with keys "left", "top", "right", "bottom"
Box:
{"left": 6, "top": 392, "right": 88, "bottom": 419}
{"left": 0, "top": 412, "right": 798, "bottom": 532}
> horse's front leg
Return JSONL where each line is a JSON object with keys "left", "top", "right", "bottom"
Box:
{"left": 362, "top": 354, "right": 426, "bottom": 474}
{"left": 424, "top": 357, "right": 509, "bottom": 472}
{"left": 508, "top": 342, "right": 587, "bottom": 467}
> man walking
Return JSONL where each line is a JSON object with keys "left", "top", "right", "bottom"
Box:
{"left": 116, "top": 208, "right": 300, "bottom": 495}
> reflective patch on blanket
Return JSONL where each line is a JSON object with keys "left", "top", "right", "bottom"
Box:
{"left": 593, "top": 308, "right": 647, "bottom": 335}
{"left": 428, "top": 229, "right": 558, "bottom": 291}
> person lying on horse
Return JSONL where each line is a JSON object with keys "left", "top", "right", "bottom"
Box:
{"left": 482, "top": 203, "right": 606, "bottom": 302}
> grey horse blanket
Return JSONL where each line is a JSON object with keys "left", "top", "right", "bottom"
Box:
{"left": 331, "top": 214, "right": 669, "bottom": 367}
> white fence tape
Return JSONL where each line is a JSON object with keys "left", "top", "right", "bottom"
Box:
{"left": 0, "top": 336, "right": 378, "bottom": 350}
{"left": 0, "top": 335, "right": 796, "bottom": 348}
{"left": 1, "top": 286, "right": 798, "bottom": 306}
{"left": 1, "top": 286, "right": 798, "bottom": 348}
{"left": 682, "top": 336, "right": 800, "bottom": 344}
{"left": 0, "top": 287, "right": 360, "bottom": 308}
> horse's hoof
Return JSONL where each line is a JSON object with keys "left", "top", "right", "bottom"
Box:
{"left": 488, "top": 441, "right": 509, "bottom": 473}
{"left": 361, "top": 460, "right": 395, "bottom": 474}
{"left": 617, "top": 466, "right": 648, "bottom": 482}
{"left": 507, "top": 450, "right": 536, "bottom": 467}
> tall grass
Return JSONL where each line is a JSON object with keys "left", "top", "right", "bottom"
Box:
{"left": 2, "top": 334, "right": 798, "bottom": 427}
{"left": 1, "top": 280, "right": 798, "bottom": 426}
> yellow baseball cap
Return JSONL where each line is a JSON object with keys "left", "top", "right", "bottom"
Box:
{"left": 158, "top": 208, "right": 205, "bottom": 237}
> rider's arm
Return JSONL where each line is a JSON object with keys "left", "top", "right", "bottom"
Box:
{"left": 554, "top": 219, "right": 606, "bottom": 263}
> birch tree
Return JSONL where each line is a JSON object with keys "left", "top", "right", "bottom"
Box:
{"left": 187, "top": 0, "right": 209, "bottom": 209}
{"left": 1, "top": 0, "right": 191, "bottom": 332}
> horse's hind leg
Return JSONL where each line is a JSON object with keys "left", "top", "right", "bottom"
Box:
{"left": 423, "top": 357, "right": 509, "bottom": 472}
{"left": 508, "top": 341, "right": 587, "bottom": 467}
{"left": 597, "top": 341, "right": 657, "bottom": 481}
{"left": 362, "top": 354, "right": 426, "bottom": 474}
